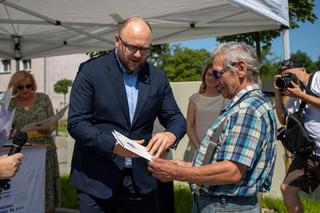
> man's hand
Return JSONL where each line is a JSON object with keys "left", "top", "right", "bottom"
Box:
{"left": 0, "top": 153, "right": 24, "bottom": 179}
{"left": 148, "top": 158, "right": 182, "bottom": 182}
{"left": 286, "top": 81, "right": 305, "bottom": 98}
{"left": 146, "top": 132, "right": 176, "bottom": 158}
{"left": 113, "top": 140, "right": 144, "bottom": 158}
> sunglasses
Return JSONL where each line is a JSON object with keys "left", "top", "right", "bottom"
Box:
{"left": 118, "top": 35, "right": 152, "bottom": 56}
{"left": 17, "top": 84, "right": 33, "bottom": 90}
{"left": 211, "top": 67, "right": 229, "bottom": 79}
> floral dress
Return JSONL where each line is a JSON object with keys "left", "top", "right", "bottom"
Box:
{"left": 9, "top": 93, "right": 61, "bottom": 212}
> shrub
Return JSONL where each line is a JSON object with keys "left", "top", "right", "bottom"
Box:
{"left": 60, "top": 176, "right": 78, "bottom": 209}
{"left": 174, "top": 183, "right": 192, "bottom": 213}
{"left": 57, "top": 119, "right": 68, "bottom": 135}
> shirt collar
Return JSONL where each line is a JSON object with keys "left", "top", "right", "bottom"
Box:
{"left": 222, "top": 83, "right": 260, "bottom": 113}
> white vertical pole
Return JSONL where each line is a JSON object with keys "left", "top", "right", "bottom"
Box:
{"left": 15, "top": 59, "right": 20, "bottom": 72}
{"left": 44, "top": 57, "right": 47, "bottom": 93}
{"left": 282, "top": 28, "right": 290, "bottom": 60}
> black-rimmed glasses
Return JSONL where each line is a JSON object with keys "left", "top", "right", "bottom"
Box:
{"left": 118, "top": 35, "right": 152, "bottom": 56}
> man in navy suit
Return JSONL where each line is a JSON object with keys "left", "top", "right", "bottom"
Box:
{"left": 68, "top": 16, "right": 186, "bottom": 213}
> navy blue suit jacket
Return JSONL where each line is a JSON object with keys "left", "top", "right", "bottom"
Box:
{"left": 68, "top": 50, "right": 186, "bottom": 199}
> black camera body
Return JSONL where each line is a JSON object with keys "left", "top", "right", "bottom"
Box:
{"left": 275, "top": 73, "right": 301, "bottom": 90}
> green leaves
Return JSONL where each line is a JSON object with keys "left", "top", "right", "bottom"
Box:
{"left": 54, "top": 79, "right": 72, "bottom": 94}
{"left": 54, "top": 79, "right": 73, "bottom": 105}
{"left": 217, "top": 0, "right": 317, "bottom": 61}
{"left": 149, "top": 44, "right": 211, "bottom": 82}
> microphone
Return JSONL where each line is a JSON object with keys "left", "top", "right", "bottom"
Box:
{"left": 9, "top": 131, "right": 28, "bottom": 155}
{"left": 0, "top": 132, "right": 27, "bottom": 192}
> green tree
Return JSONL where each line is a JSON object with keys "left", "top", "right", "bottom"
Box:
{"left": 315, "top": 56, "right": 320, "bottom": 71}
{"left": 217, "top": 0, "right": 317, "bottom": 61}
{"left": 291, "top": 50, "right": 317, "bottom": 72}
{"left": 54, "top": 79, "right": 73, "bottom": 105}
{"left": 148, "top": 44, "right": 170, "bottom": 67}
{"left": 259, "top": 46, "right": 281, "bottom": 78}
{"left": 161, "top": 45, "right": 211, "bottom": 82}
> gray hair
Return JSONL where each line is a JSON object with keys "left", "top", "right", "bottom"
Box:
{"left": 211, "top": 42, "right": 260, "bottom": 82}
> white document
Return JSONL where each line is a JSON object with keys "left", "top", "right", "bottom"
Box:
{"left": 0, "top": 87, "right": 13, "bottom": 110}
{"left": 0, "top": 88, "right": 15, "bottom": 146}
{"left": 20, "top": 105, "right": 69, "bottom": 132}
{"left": 112, "top": 130, "right": 153, "bottom": 161}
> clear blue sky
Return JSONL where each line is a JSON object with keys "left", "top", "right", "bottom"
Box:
{"left": 172, "top": 0, "right": 320, "bottom": 62}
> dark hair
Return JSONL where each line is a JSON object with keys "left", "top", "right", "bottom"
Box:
{"left": 199, "top": 63, "right": 213, "bottom": 94}
{"left": 278, "top": 59, "right": 303, "bottom": 73}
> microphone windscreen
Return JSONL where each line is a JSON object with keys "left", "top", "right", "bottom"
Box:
{"left": 12, "top": 131, "right": 28, "bottom": 147}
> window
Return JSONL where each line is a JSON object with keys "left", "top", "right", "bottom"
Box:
{"left": 20, "top": 59, "right": 31, "bottom": 70}
{"left": 0, "top": 59, "right": 11, "bottom": 73}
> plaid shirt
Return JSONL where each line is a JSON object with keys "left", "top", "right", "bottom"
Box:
{"left": 191, "top": 84, "right": 277, "bottom": 196}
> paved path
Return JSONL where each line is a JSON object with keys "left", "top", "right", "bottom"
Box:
{"left": 56, "top": 208, "right": 79, "bottom": 213}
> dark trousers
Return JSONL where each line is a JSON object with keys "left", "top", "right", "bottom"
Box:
{"left": 157, "top": 180, "right": 175, "bottom": 213}
{"left": 77, "top": 169, "right": 160, "bottom": 213}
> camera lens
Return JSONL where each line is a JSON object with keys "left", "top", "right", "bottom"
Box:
{"left": 275, "top": 78, "right": 286, "bottom": 89}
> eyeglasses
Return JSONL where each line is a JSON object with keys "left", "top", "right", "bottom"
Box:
{"left": 118, "top": 35, "right": 152, "bottom": 56}
{"left": 279, "top": 59, "right": 302, "bottom": 71}
{"left": 17, "top": 84, "right": 32, "bottom": 90}
{"left": 211, "top": 67, "right": 229, "bottom": 79}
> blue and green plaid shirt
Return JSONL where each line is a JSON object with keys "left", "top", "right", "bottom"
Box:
{"left": 191, "top": 84, "right": 277, "bottom": 196}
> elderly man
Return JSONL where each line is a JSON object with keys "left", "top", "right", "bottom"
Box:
{"left": 148, "top": 42, "right": 277, "bottom": 213}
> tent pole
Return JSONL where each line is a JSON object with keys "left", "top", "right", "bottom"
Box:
{"left": 282, "top": 26, "right": 290, "bottom": 60}
{"left": 281, "top": 25, "right": 293, "bottom": 171}
{"left": 13, "top": 36, "right": 21, "bottom": 72}
{"left": 44, "top": 57, "right": 47, "bottom": 93}
{"left": 15, "top": 58, "right": 20, "bottom": 72}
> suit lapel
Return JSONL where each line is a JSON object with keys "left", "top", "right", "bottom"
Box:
{"left": 132, "top": 66, "right": 150, "bottom": 126}
{"left": 105, "top": 51, "right": 130, "bottom": 124}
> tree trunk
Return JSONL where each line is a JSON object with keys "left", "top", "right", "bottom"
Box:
{"left": 254, "top": 32, "right": 261, "bottom": 62}
{"left": 63, "top": 94, "right": 66, "bottom": 106}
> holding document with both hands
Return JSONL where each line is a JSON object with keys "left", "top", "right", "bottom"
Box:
{"left": 20, "top": 105, "right": 68, "bottom": 132}
{"left": 112, "top": 130, "right": 153, "bottom": 161}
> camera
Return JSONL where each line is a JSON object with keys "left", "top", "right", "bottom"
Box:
{"left": 274, "top": 73, "right": 300, "bottom": 90}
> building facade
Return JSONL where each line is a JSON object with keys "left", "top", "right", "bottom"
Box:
{"left": 0, "top": 54, "right": 89, "bottom": 111}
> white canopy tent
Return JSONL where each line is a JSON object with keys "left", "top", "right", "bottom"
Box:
{"left": 0, "top": 0, "right": 289, "bottom": 60}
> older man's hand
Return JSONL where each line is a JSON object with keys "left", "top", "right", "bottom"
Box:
{"left": 148, "top": 158, "right": 191, "bottom": 182}
{"left": 148, "top": 158, "right": 177, "bottom": 182}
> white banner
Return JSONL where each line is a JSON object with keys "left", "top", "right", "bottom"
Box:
{"left": 0, "top": 147, "right": 46, "bottom": 213}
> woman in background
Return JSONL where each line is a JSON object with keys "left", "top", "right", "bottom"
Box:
{"left": 8, "top": 70, "right": 60, "bottom": 213}
{"left": 186, "top": 63, "right": 227, "bottom": 161}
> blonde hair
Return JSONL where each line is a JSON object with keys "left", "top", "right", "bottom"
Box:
{"left": 8, "top": 70, "right": 37, "bottom": 95}
{"left": 199, "top": 63, "right": 213, "bottom": 94}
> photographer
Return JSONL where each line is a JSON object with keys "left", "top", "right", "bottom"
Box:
{"left": 274, "top": 59, "right": 320, "bottom": 213}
